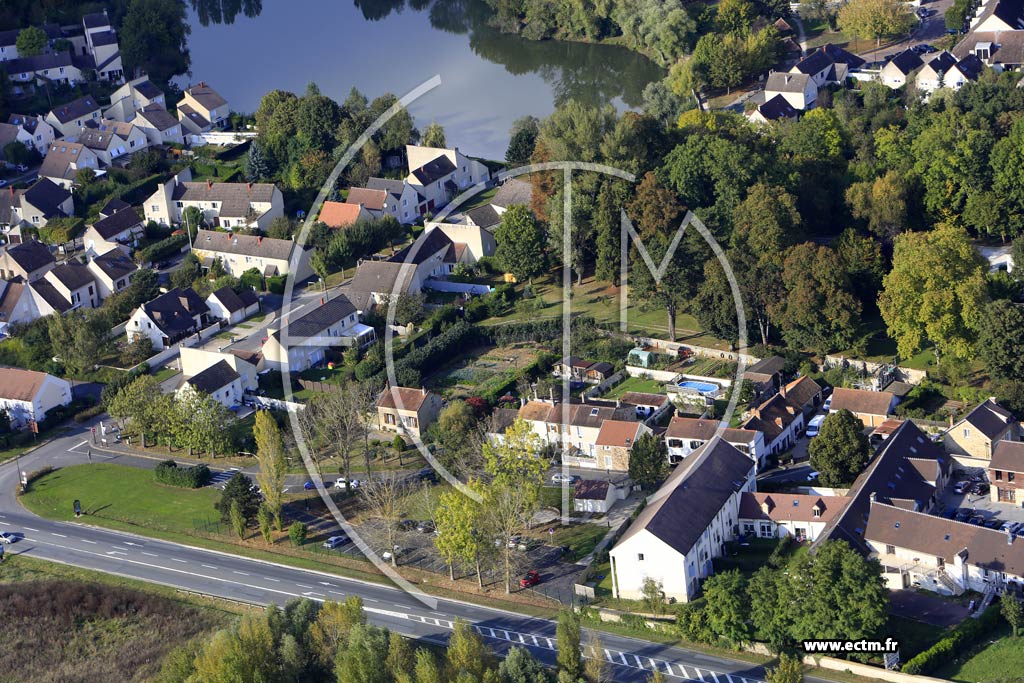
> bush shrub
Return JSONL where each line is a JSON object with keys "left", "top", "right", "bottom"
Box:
{"left": 73, "top": 404, "right": 105, "bottom": 423}
{"left": 902, "top": 605, "right": 1001, "bottom": 674}
{"left": 266, "top": 275, "right": 287, "bottom": 294}
{"left": 153, "top": 460, "right": 212, "bottom": 489}
{"left": 135, "top": 233, "right": 188, "bottom": 265}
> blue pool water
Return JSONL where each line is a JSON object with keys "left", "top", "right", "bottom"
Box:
{"left": 678, "top": 380, "right": 719, "bottom": 394}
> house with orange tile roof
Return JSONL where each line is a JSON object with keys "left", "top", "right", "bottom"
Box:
{"left": 376, "top": 386, "right": 443, "bottom": 438}
{"left": 588, "top": 420, "right": 653, "bottom": 471}
{"left": 319, "top": 200, "right": 372, "bottom": 229}
{"left": 738, "top": 491, "right": 847, "bottom": 542}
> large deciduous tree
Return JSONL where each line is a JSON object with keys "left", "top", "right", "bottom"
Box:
{"left": 253, "top": 410, "right": 288, "bottom": 531}
{"left": 703, "top": 570, "right": 751, "bottom": 644}
{"left": 15, "top": 26, "right": 46, "bottom": 57}
{"left": 976, "top": 299, "right": 1024, "bottom": 382}
{"left": 120, "top": 0, "right": 191, "bottom": 83}
{"left": 879, "top": 223, "right": 988, "bottom": 362}
{"left": 837, "top": 0, "right": 915, "bottom": 47}
{"left": 808, "top": 409, "right": 871, "bottom": 487}
{"left": 628, "top": 432, "right": 669, "bottom": 491}
{"left": 495, "top": 205, "right": 546, "bottom": 283}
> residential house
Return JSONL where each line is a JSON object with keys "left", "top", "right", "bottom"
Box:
{"left": 177, "top": 359, "right": 243, "bottom": 409}
{"left": 743, "top": 391, "right": 805, "bottom": 457}
{"left": 45, "top": 96, "right": 102, "bottom": 138}
{"left": 512, "top": 399, "right": 636, "bottom": 463}
{"left": 465, "top": 204, "right": 501, "bottom": 230}
{"left": 318, "top": 200, "right": 372, "bottom": 230}
{"left": 743, "top": 355, "right": 785, "bottom": 398}
{"left": 956, "top": 33, "right": 1024, "bottom": 71}
{"left": 815, "top": 420, "right": 953, "bottom": 554}
{"left": 590, "top": 420, "right": 653, "bottom": 471}
{"left": 665, "top": 416, "right": 767, "bottom": 469}
{"left": 916, "top": 52, "right": 983, "bottom": 94}
{"left": 0, "top": 367, "right": 72, "bottom": 428}
{"left": 974, "top": 0, "right": 1024, "bottom": 32}
{"left": 77, "top": 119, "right": 148, "bottom": 165}
{"left": 0, "top": 23, "right": 62, "bottom": 61}
{"left": 127, "top": 287, "right": 211, "bottom": 349}
{"left": 144, "top": 169, "right": 284, "bottom": 232}
{"left": 422, "top": 221, "right": 497, "bottom": 265}
{"left": 746, "top": 94, "right": 799, "bottom": 124}
{"left": 554, "top": 356, "right": 597, "bottom": 382}
{"left": 104, "top": 77, "right": 165, "bottom": 122}
{"left": 879, "top": 50, "right": 923, "bottom": 89}
{"left": 866, "top": 501, "right": 1024, "bottom": 598}
{"left": 738, "top": 491, "right": 847, "bottom": 542}
{"left": 574, "top": 479, "right": 626, "bottom": 514}
{"left": 261, "top": 294, "right": 375, "bottom": 372}
{"left": 10, "top": 178, "right": 72, "bottom": 228}
{"left": 0, "top": 239, "right": 55, "bottom": 281}
{"left": 191, "top": 229, "right": 312, "bottom": 280}
{"left": 86, "top": 248, "right": 137, "bottom": 299}
{"left": 403, "top": 145, "right": 491, "bottom": 215}
{"left": 44, "top": 261, "right": 98, "bottom": 309}
{"left": 989, "top": 441, "right": 1024, "bottom": 505}
{"left": 609, "top": 438, "right": 756, "bottom": 602}
{"left": 387, "top": 223, "right": 457, "bottom": 281}
{"left": 944, "top": 398, "right": 1020, "bottom": 462}
{"left": 829, "top": 387, "right": 898, "bottom": 428}
{"left": 0, "top": 122, "right": 36, "bottom": 163}
{"left": 346, "top": 228, "right": 457, "bottom": 311}
{"left": 206, "top": 285, "right": 259, "bottom": 325}
{"left": 365, "top": 177, "right": 420, "bottom": 224}
{"left": 4, "top": 53, "right": 83, "bottom": 93}
{"left": 343, "top": 188, "right": 388, "bottom": 220}
{"left": 78, "top": 12, "right": 124, "bottom": 83}
{"left": 780, "top": 375, "right": 824, "bottom": 417}
{"left": 0, "top": 280, "right": 39, "bottom": 332}
{"left": 177, "top": 82, "right": 229, "bottom": 133}
{"left": 763, "top": 71, "right": 818, "bottom": 110}
{"left": 791, "top": 43, "right": 864, "bottom": 87}
{"left": 180, "top": 346, "right": 262, "bottom": 394}
{"left": 490, "top": 178, "right": 532, "bottom": 212}
{"left": 38, "top": 141, "right": 100, "bottom": 189}
{"left": 617, "top": 392, "right": 671, "bottom": 422}
{"left": 7, "top": 114, "right": 55, "bottom": 155}
{"left": 376, "top": 386, "right": 443, "bottom": 438}
{"left": 133, "top": 104, "right": 184, "bottom": 146}
{"left": 83, "top": 206, "right": 144, "bottom": 257}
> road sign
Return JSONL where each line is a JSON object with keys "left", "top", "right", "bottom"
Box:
{"left": 73, "top": 499, "right": 81, "bottom": 517}
{"left": 884, "top": 651, "right": 901, "bottom": 670}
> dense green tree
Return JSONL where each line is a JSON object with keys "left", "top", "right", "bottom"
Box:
{"left": 628, "top": 432, "right": 669, "bottom": 491}
{"left": 495, "top": 205, "right": 546, "bottom": 282}
{"left": 976, "top": 299, "right": 1024, "bottom": 382}
{"left": 747, "top": 567, "right": 793, "bottom": 650}
{"left": 837, "top": 0, "right": 914, "bottom": 47}
{"left": 765, "top": 654, "right": 804, "bottom": 683}
{"left": 120, "top": 0, "right": 191, "bottom": 82}
{"left": 506, "top": 116, "right": 540, "bottom": 167}
{"left": 244, "top": 139, "right": 270, "bottom": 181}
{"left": 717, "top": 0, "right": 757, "bottom": 34}
{"left": 446, "top": 618, "right": 495, "bottom": 682}
{"left": 1003, "top": 594, "right": 1023, "bottom": 638}
{"left": 499, "top": 646, "right": 553, "bottom": 683}
{"left": 703, "top": 570, "right": 751, "bottom": 644}
{"left": 15, "top": 26, "right": 46, "bottom": 56}
{"left": 879, "top": 223, "right": 988, "bottom": 362}
{"left": 809, "top": 409, "right": 872, "bottom": 487}
{"left": 253, "top": 410, "right": 288, "bottom": 530}
{"left": 421, "top": 121, "right": 447, "bottom": 148}
{"left": 556, "top": 610, "right": 583, "bottom": 682}
{"left": 845, "top": 171, "right": 909, "bottom": 242}
{"left": 296, "top": 85, "right": 342, "bottom": 153}
{"left": 335, "top": 624, "right": 391, "bottom": 683}
{"left": 593, "top": 179, "right": 627, "bottom": 284}
{"left": 775, "top": 243, "right": 862, "bottom": 354}
{"left": 215, "top": 472, "right": 261, "bottom": 523}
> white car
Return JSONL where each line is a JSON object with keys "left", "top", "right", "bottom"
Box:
{"left": 322, "top": 536, "right": 348, "bottom": 549}
{"left": 806, "top": 415, "right": 826, "bottom": 438}
{"left": 551, "top": 473, "right": 578, "bottom": 485}
{"left": 0, "top": 532, "right": 16, "bottom": 544}
{"left": 807, "top": 471, "right": 820, "bottom": 481}
{"left": 334, "top": 478, "right": 361, "bottom": 490}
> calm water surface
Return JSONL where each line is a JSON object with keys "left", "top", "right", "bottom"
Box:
{"left": 182, "top": 0, "right": 664, "bottom": 159}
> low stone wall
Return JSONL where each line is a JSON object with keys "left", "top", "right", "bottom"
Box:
{"left": 802, "top": 655, "right": 948, "bottom": 683}
{"left": 824, "top": 355, "right": 928, "bottom": 386}
{"left": 633, "top": 336, "right": 760, "bottom": 365}
{"left": 624, "top": 366, "right": 679, "bottom": 383}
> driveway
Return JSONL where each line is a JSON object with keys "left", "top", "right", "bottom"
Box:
{"left": 858, "top": 0, "right": 955, "bottom": 62}
{"left": 889, "top": 589, "right": 970, "bottom": 627}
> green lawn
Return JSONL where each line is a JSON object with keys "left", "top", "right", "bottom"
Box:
{"left": 21, "top": 463, "right": 225, "bottom": 533}
{"left": 887, "top": 615, "right": 948, "bottom": 661}
{"left": 605, "top": 376, "right": 665, "bottom": 398}
{"left": 937, "top": 624, "right": 1024, "bottom": 682}
{"left": 150, "top": 366, "right": 180, "bottom": 383}
{"left": 548, "top": 523, "right": 609, "bottom": 562}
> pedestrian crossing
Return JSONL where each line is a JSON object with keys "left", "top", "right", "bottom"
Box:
{"left": 403, "top": 613, "right": 765, "bottom": 683}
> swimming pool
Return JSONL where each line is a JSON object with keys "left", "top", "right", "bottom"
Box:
{"left": 678, "top": 380, "right": 720, "bottom": 395}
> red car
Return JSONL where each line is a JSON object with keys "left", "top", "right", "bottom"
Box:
{"left": 519, "top": 570, "right": 541, "bottom": 588}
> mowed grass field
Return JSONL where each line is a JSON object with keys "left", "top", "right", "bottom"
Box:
{"left": 21, "top": 463, "right": 224, "bottom": 534}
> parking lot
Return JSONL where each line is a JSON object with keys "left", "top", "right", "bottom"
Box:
{"left": 938, "top": 466, "right": 1024, "bottom": 530}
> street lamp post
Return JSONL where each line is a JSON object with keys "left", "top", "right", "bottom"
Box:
{"left": 14, "top": 450, "right": 25, "bottom": 493}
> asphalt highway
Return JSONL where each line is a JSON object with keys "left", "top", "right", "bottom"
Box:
{"left": 0, "top": 420, "right": 802, "bottom": 683}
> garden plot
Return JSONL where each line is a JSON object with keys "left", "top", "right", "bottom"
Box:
{"left": 427, "top": 343, "right": 544, "bottom": 401}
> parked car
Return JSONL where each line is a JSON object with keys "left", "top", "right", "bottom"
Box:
{"left": 304, "top": 480, "right": 331, "bottom": 490}
{"left": 971, "top": 483, "right": 990, "bottom": 495}
{"left": 15, "top": 164, "right": 28, "bottom": 172}
{"left": 334, "top": 478, "right": 361, "bottom": 490}
{"left": 806, "top": 415, "right": 826, "bottom": 438}
{"left": 519, "top": 570, "right": 541, "bottom": 588}
{"left": 954, "top": 508, "right": 973, "bottom": 522}
{"left": 0, "top": 532, "right": 16, "bottom": 544}
{"left": 551, "top": 473, "right": 579, "bottom": 485}
{"left": 416, "top": 468, "right": 438, "bottom": 483}
{"left": 416, "top": 520, "right": 435, "bottom": 534}
{"left": 322, "top": 536, "right": 348, "bottom": 549}
{"left": 953, "top": 481, "right": 970, "bottom": 494}
{"left": 381, "top": 545, "right": 401, "bottom": 562}
{"left": 397, "top": 520, "right": 418, "bottom": 532}
{"left": 984, "top": 519, "right": 1002, "bottom": 529}
{"left": 806, "top": 471, "right": 820, "bottom": 481}
{"left": 968, "top": 515, "right": 986, "bottom": 526}
{"left": 823, "top": 396, "right": 833, "bottom": 411}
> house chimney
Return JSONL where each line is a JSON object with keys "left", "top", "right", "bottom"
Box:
{"left": 780, "top": 382, "right": 787, "bottom": 399}
{"left": 549, "top": 386, "right": 555, "bottom": 403}
{"left": 1009, "top": 529, "right": 1015, "bottom": 546}
{"left": 257, "top": 236, "right": 262, "bottom": 245}
{"left": 320, "top": 297, "right": 324, "bottom": 305}
{"left": 869, "top": 491, "right": 877, "bottom": 503}
{"left": 207, "top": 179, "right": 212, "bottom": 189}
{"left": 421, "top": 386, "right": 427, "bottom": 396}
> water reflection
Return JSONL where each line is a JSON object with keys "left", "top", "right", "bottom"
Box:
{"left": 190, "top": 0, "right": 263, "bottom": 25}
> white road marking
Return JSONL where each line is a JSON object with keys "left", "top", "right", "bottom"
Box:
{"left": 696, "top": 669, "right": 706, "bottom": 682}
{"left": 302, "top": 591, "right": 325, "bottom": 597}
{"left": 678, "top": 665, "right": 689, "bottom": 678}
{"left": 604, "top": 649, "right": 614, "bottom": 662}
{"left": 234, "top": 571, "right": 250, "bottom": 576}
{"left": 23, "top": 526, "right": 38, "bottom": 531}
{"left": 123, "top": 542, "right": 140, "bottom": 547}
{"left": 170, "top": 558, "right": 187, "bottom": 563}
{"left": 81, "top": 539, "right": 96, "bottom": 544}
{"left": 648, "top": 658, "right": 657, "bottom": 669}
{"left": 363, "top": 598, "right": 378, "bottom": 603}
{"left": 329, "top": 590, "right": 345, "bottom": 596}
{"left": 633, "top": 655, "right": 643, "bottom": 668}
{"left": 141, "top": 552, "right": 158, "bottom": 557}
{"left": 711, "top": 672, "right": 720, "bottom": 683}
{"left": 265, "top": 577, "right": 280, "bottom": 582}
{"left": 318, "top": 581, "right": 332, "bottom": 586}
{"left": 106, "top": 551, "right": 127, "bottom": 556}
{"left": 619, "top": 653, "right": 628, "bottom": 666}
{"left": 297, "top": 583, "right": 313, "bottom": 589}
{"left": 0, "top": 521, "right": 8, "bottom": 526}
{"left": 202, "top": 564, "right": 218, "bottom": 569}
{"left": 70, "top": 440, "right": 88, "bottom": 451}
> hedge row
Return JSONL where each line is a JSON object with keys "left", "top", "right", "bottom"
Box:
{"left": 481, "top": 316, "right": 598, "bottom": 346}
{"left": 73, "top": 404, "right": 105, "bottom": 423}
{"left": 154, "top": 460, "right": 211, "bottom": 489}
{"left": 136, "top": 233, "right": 188, "bottom": 265}
{"left": 392, "top": 319, "right": 478, "bottom": 388}
{"left": 902, "top": 604, "right": 1001, "bottom": 674}
{"left": 477, "top": 350, "right": 557, "bottom": 406}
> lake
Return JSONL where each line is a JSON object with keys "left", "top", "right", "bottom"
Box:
{"left": 181, "top": 0, "right": 664, "bottom": 160}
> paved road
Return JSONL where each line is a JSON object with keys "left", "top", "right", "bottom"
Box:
{"left": 0, "top": 421, "right": 801, "bottom": 683}
{"left": 857, "top": 0, "right": 955, "bottom": 62}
